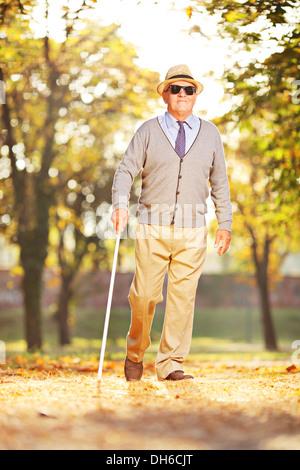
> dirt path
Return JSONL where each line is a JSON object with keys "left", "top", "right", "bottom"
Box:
{"left": 0, "top": 359, "right": 300, "bottom": 450}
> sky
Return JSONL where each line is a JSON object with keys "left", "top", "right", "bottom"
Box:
{"left": 95, "top": 0, "right": 232, "bottom": 119}
{"left": 32, "top": 0, "right": 234, "bottom": 120}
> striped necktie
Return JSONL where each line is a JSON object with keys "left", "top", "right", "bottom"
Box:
{"left": 175, "top": 121, "right": 186, "bottom": 158}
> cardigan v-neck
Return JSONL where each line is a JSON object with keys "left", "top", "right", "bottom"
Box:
{"left": 156, "top": 113, "right": 202, "bottom": 158}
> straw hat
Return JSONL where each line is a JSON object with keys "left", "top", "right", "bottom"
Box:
{"left": 157, "top": 64, "right": 204, "bottom": 96}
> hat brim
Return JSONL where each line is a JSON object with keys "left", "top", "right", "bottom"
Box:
{"left": 157, "top": 78, "right": 204, "bottom": 96}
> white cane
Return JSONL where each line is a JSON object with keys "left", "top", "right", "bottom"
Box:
{"left": 97, "top": 231, "right": 121, "bottom": 382}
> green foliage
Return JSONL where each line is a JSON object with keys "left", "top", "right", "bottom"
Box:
{"left": 0, "top": 1, "right": 160, "bottom": 348}
{"left": 191, "top": 0, "right": 300, "bottom": 275}
{"left": 189, "top": 0, "right": 300, "bottom": 350}
{"left": 0, "top": 3, "right": 159, "bottom": 252}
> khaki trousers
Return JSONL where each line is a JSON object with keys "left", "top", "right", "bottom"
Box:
{"left": 127, "top": 223, "right": 207, "bottom": 380}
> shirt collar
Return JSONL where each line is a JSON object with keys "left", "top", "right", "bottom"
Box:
{"left": 165, "top": 111, "right": 195, "bottom": 130}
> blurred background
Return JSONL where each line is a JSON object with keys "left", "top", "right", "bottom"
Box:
{"left": 0, "top": 0, "right": 299, "bottom": 360}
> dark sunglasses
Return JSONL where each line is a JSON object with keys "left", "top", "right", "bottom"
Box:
{"left": 168, "top": 84, "right": 196, "bottom": 95}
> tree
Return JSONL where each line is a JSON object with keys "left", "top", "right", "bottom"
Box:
{"left": 224, "top": 126, "right": 299, "bottom": 350}
{"left": 45, "top": 23, "right": 159, "bottom": 346}
{"left": 189, "top": 0, "right": 300, "bottom": 349}
{"left": 0, "top": 1, "right": 160, "bottom": 349}
{"left": 0, "top": 0, "right": 36, "bottom": 21}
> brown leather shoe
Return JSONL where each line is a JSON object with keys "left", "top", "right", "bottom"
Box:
{"left": 165, "top": 370, "right": 194, "bottom": 381}
{"left": 124, "top": 357, "right": 143, "bottom": 381}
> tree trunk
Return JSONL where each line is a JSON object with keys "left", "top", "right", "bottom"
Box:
{"left": 251, "top": 232, "right": 278, "bottom": 351}
{"left": 1, "top": 79, "right": 43, "bottom": 351}
{"left": 57, "top": 276, "right": 74, "bottom": 346}
{"left": 1, "top": 65, "right": 56, "bottom": 351}
{"left": 255, "top": 264, "right": 278, "bottom": 351}
{"left": 56, "top": 227, "right": 94, "bottom": 346}
{"left": 20, "top": 224, "right": 49, "bottom": 350}
{"left": 22, "top": 260, "right": 43, "bottom": 350}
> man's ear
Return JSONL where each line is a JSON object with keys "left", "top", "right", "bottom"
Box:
{"left": 162, "top": 91, "right": 168, "bottom": 104}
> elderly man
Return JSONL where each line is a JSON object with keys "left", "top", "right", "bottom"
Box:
{"left": 111, "top": 64, "right": 232, "bottom": 381}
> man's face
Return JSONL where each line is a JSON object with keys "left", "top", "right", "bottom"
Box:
{"left": 162, "top": 80, "right": 197, "bottom": 118}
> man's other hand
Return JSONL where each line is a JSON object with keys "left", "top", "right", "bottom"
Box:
{"left": 111, "top": 208, "right": 129, "bottom": 234}
{"left": 214, "top": 229, "right": 231, "bottom": 256}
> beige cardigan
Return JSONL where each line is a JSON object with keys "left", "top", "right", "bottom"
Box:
{"left": 112, "top": 116, "right": 233, "bottom": 230}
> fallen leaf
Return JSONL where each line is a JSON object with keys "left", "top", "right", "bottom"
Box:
{"left": 38, "top": 410, "right": 57, "bottom": 419}
{"left": 286, "top": 364, "right": 297, "bottom": 373}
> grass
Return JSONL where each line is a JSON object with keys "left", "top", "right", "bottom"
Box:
{"left": 1, "top": 306, "right": 299, "bottom": 363}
